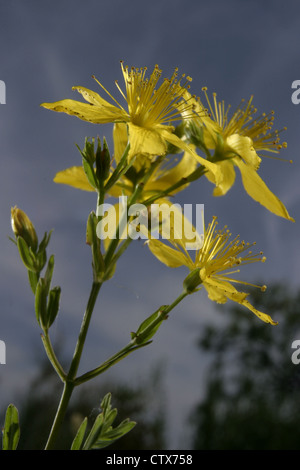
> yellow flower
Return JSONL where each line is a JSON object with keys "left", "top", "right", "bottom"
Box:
{"left": 146, "top": 216, "right": 277, "bottom": 325}
{"left": 188, "top": 89, "right": 294, "bottom": 221}
{"left": 41, "top": 63, "right": 221, "bottom": 183}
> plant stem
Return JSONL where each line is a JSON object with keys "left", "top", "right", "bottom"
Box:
{"left": 41, "top": 333, "right": 66, "bottom": 382}
{"left": 44, "top": 281, "right": 102, "bottom": 449}
{"left": 74, "top": 290, "right": 189, "bottom": 385}
{"left": 68, "top": 281, "right": 102, "bottom": 380}
{"left": 44, "top": 380, "right": 74, "bottom": 450}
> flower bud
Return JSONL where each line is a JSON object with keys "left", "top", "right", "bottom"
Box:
{"left": 11, "top": 206, "right": 38, "bottom": 252}
{"left": 96, "top": 137, "right": 111, "bottom": 183}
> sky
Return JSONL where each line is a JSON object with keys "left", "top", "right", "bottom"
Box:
{"left": 1, "top": 0, "right": 300, "bottom": 449}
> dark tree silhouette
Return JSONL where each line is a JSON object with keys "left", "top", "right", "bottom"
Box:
{"left": 7, "top": 348, "right": 166, "bottom": 450}
{"left": 190, "top": 283, "right": 300, "bottom": 450}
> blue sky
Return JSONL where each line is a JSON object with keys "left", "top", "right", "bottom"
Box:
{"left": 1, "top": 0, "right": 300, "bottom": 448}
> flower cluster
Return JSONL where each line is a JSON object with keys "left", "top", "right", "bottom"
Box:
{"left": 40, "top": 62, "right": 294, "bottom": 324}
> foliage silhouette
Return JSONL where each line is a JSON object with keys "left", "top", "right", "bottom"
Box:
{"left": 7, "top": 348, "right": 166, "bottom": 450}
{"left": 190, "top": 282, "right": 300, "bottom": 450}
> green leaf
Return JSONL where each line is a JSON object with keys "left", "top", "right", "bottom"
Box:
{"left": 35, "top": 230, "right": 53, "bottom": 272}
{"left": 35, "top": 277, "right": 48, "bottom": 329}
{"left": 132, "top": 307, "right": 167, "bottom": 344}
{"left": 70, "top": 417, "right": 88, "bottom": 450}
{"left": 104, "top": 143, "right": 130, "bottom": 191}
{"left": 46, "top": 286, "right": 61, "bottom": 328}
{"left": 17, "top": 236, "right": 37, "bottom": 272}
{"left": 44, "top": 255, "right": 55, "bottom": 292}
{"left": 2, "top": 404, "right": 20, "bottom": 450}
{"left": 81, "top": 393, "right": 136, "bottom": 450}
{"left": 86, "top": 211, "right": 105, "bottom": 282}
{"left": 27, "top": 269, "right": 40, "bottom": 294}
{"left": 82, "top": 157, "right": 98, "bottom": 189}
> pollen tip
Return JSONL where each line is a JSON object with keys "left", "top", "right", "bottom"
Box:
{"left": 261, "top": 285, "right": 267, "bottom": 292}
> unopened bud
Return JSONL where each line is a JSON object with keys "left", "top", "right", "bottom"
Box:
{"left": 11, "top": 206, "right": 38, "bottom": 252}
{"left": 96, "top": 137, "right": 111, "bottom": 183}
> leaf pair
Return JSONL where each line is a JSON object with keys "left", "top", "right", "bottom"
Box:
{"left": 71, "top": 393, "right": 136, "bottom": 450}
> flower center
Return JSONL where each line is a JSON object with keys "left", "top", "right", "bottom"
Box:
{"left": 200, "top": 88, "right": 288, "bottom": 156}
{"left": 195, "top": 217, "right": 266, "bottom": 284}
{"left": 118, "top": 62, "right": 195, "bottom": 128}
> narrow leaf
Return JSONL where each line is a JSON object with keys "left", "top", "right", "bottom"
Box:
{"left": 17, "top": 237, "right": 37, "bottom": 272}
{"left": 2, "top": 404, "right": 20, "bottom": 450}
{"left": 71, "top": 417, "right": 88, "bottom": 450}
{"left": 81, "top": 393, "right": 136, "bottom": 450}
{"left": 35, "top": 278, "right": 48, "bottom": 328}
{"left": 46, "top": 286, "right": 61, "bottom": 328}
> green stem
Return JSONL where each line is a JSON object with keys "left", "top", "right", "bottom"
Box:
{"left": 68, "top": 281, "right": 102, "bottom": 380}
{"left": 74, "top": 290, "right": 189, "bottom": 385}
{"left": 41, "top": 333, "right": 66, "bottom": 382}
{"left": 104, "top": 158, "right": 162, "bottom": 269}
{"left": 44, "top": 281, "right": 102, "bottom": 449}
{"left": 44, "top": 381, "right": 74, "bottom": 450}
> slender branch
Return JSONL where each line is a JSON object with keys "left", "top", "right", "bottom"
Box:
{"left": 67, "top": 281, "right": 102, "bottom": 381}
{"left": 74, "top": 290, "right": 189, "bottom": 385}
{"left": 40, "top": 333, "right": 67, "bottom": 382}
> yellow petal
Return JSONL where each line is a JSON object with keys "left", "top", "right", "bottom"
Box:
{"left": 204, "top": 277, "right": 277, "bottom": 324}
{"left": 227, "top": 134, "right": 261, "bottom": 169}
{"left": 41, "top": 99, "right": 126, "bottom": 124}
{"left": 160, "top": 129, "right": 223, "bottom": 186}
{"left": 205, "top": 160, "right": 236, "bottom": 196}
{"left": 239, "top": 298, "right": 278, "bottom": 325}
{"left": 181, "top": 90, "right": 222, "bottom": 138}
{"left": 113, "top": 123, "right": 129, "bottom": 162}
{"left": 203, "top": 277, "right": 247, "bottom": 303}
{"left": 235, "top": 159, "right": 294, "bottom": 221}
{"left": 203, "top": 282, "right": 228, "bottom": 303}
{"left": 148, "top": 199, "right": 203, "bottom": 250}
{"left": 127, "top": 123, "right": 167, "bottom": 160}
{"left": 146, "top": 239, "right": 189, "bottom": 268}
{"left": 146, "top": 150, "right": 198, "bottom": 194}
{"left": 72, "top": 86, "right": 117, "bottom": 108}
{"left": 54, "top": 166, "right": 95, "bottom": 191}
